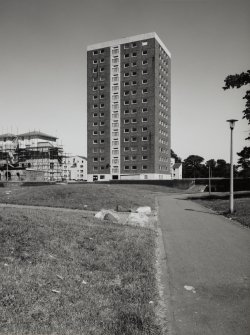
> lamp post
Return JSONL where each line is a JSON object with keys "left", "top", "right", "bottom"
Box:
{"left": 226, "top": 119, "right": 238, "bottom": 214}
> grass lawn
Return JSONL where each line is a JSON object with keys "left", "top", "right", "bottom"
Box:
{"left": 0, "top": 207, "right": 162, "bottom": 335}
{"left": 0, "top": 183, "right": 183, "bottom": 211}
{"left": 194, "top": 197, "right": 250, "bottom": 228}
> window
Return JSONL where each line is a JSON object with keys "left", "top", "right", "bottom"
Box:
{"left": 93, "top": 113, "right": 98, "bottom": 117}
{"left": 124, "top": 147, "right": 129, "bottom": 152}
{"left": 93, "top": 122, "right": 98, "bottom": 126}
{"left": 93, "top": 104, "right": 98, "bottom": 108}
{"left": 142, "top": 117, "right": 148, "bottom": 122}
{"left": 93, "top": 68, "right": 97, "bottom": 73}
{"left": 124, "top": 63, "right": 129, "bottom": 68}
{"left": 131, "top": 109, "right": 137, "bottom": 114}
{"left": 131, "top": 81, "right": 137, "bottom": 85}
{"left": 100, "top": 85, "right": 105, "bottom": 90}
{"left": 132, "top": 42, "right": 137, "bottom": 48}
{"left": 124, "top": 119, "right": 129, "bottom": 124}
{"left": 124, "top": 53, "right": 129, "bottom": 58}
{"left": 124, "top": 156, "right": 129, "bottom": 161}
{"left": 124, "top": 137, "right": 129, "bottom": 142}
{"left": 100, "top": 103, "right": 104, "bottom": 108}
{"left": 100, "top": 49, "right": 104, "bottom": 54}
{"left": 124, "top": 128, "right": 129, "bottom": 133}
{"left": 132, "top": 90, "right": 137, "bottom": 95}
{"left": 124, "top": 109, "right": 129, "bottom": 114}
{"left": 142, "top": 136, "right": 148, "bottom": 141}
{"left": 124, "top": 100, "right": 129, "bottom": 105}
{"left": 142, "top": 98, "right": 148, "bottom": 103}
{"left": 124, "top": 81, "right": 130, "bottom": 86}
{"left": 132, "top": 62, "right": 137, "bottom": 67}
{"left": 100, "top": 139, "right": 105, "bottom": 143}
{"left": 131, "top": 137, "right": 137, "bottom": 142}
{"left": 132, "top": 99, "right": 137, "bottom": 104}
{"left": 142, "top": 60, "right": 148, "bottom": 65}
{"left": 124, "top": 91, "right": 129, "bottom": 96}
{"left": 124, "top": 72, "right": 129, "bottom": 77}
{"left": 93, "top": 86, "right": 98, "bottom": 91}
{"left": 93, "top": 50, "right": 98, "bottom": 55}
{"left": 132, "top": 165, "right": 137, "bottom": 170}
{"left": 100, "top": 148, "right": 104, "bottom": 153}
{"left": 142, "top": 50, "right": 148, "bottom": 55}
{"left": 100, "top": 94, "right": 104, "bottom": 99}
{"left": 142, "top": 155, "right": 148, "bottom": 160}
{"left": 93, "top": 139, "right": 98, "bottom": 144}
{"left": 100, "top": 67, "right": 104, "bottom": 72}
{"left": 142, "top": 126, "right": 148, "bottom": 132}
{"left": 93, "top": 130, "right": 98, "bottom": 135}
{"left": 131, "top": 118, "right": 137, "bottom": 123}
{"left": 142, "top": 89, "right": 148, "bottom": 94}
{"left": 142, "top": 79, "right": 148, "bottom": 84}
{"left": 131, "top": 155, "right": 137, "bottom": 160}
{"left": 124, "top": 43, "right": 129, "bottom": 49}
{"left": 131, "top": 147, "right": 137, "bottom": 151}
{"left": 100, "top": 58, "right": 104, "bottom": 63}
{"left": 124, "top": 166, "right": 130, "bottom": 170}
{"left": 100, "top": 130, "right": 105, "bottom": 135}
{"left": 142, "top": 165, "right": 148, "bottom": 170}
{"left": 131, "top": 71, "right": 137, "bottom": 76}
{"left": 142, "top": 41, "right": 148, "bottom": 46}
{"left": 142, "top": 69, "right": 148, "bottom": 75}
{"left": 93, "top": 157, "right": 98, "bottom": 162}
{"left": 93, "top": 166, "right": 98, "bottom": 171}
{"left": 142, "top": 146, "right": 147, "bottom": 151}
{"left": 93, "top": 60, "right": 98, "bottom": 64}
{"left": 100, "top": 112, "right": 104, "bottom": 117}
{"left": 93, "top": 95, "right": 98, "bottom": 100}
{"left": 131, "top": 127, "right": 137, "bottom": 132}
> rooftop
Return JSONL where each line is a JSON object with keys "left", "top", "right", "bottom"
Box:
{"left": 87, "top": 32, "right": 171, "bottom": 57}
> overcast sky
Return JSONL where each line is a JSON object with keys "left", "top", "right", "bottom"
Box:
{"left": 0, "top": 0, "right": 249, "bottom": 162}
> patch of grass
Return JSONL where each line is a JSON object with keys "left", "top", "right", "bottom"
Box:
{"left": 0, "top": 207, "right": 162, "bottom": 334}
{"left": 0, "top": 183, "right": 182, "bottom": 211}
{"left": 194, "top": 197, "right": 250, "bottom": 228}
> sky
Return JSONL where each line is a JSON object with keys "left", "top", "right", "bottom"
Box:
{"left": 0, "top": 0, "right": 249, "bottom": 163}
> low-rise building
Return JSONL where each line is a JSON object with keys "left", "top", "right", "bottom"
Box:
{"left": 62, "top": 155, "right": 87, "bottom": 181}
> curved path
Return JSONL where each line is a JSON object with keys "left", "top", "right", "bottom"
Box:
{"left": 158, "top": 194, "right": 250, "bottom": 335}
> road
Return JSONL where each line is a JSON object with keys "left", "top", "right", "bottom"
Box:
{"left": 158, "top": 194, "right": 250, "bottom": 335}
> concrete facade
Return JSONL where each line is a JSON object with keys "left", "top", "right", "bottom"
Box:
{"left": 87, "top": 33, "right": 171, "bottom": 181}
{"left": 62, "top": 155, "right": 87, "bottom": 181}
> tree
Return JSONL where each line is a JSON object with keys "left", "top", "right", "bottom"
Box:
{"left": 223, "top": 70, "right": 250, "bottom": 139}
{"left": 183, "top": 155, "right": 204, "bottom": 178}
{"left": 237, "top": 146, "right": 250, "bottom": 177}
{"left": 171, "top": 149, "right": 182, "bottom": 163}
{"left": 215, "top": 159, "right": 230, "bottom": 178}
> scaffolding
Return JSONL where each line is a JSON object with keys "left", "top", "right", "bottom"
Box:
{"left": 0, "top": 144, "right": 64, "bottom": 181}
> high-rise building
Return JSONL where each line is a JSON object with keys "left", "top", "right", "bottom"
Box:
{"left": 87, "top": 32, "right": 171, "bottom": 181}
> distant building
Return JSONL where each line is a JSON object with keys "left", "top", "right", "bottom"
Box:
{"left": 62, "top": 155, "right": 87, "bottom": 181}
{"left": 87, "top": 32, "right": 171, "bottom": 182}
{"left": 0, "top": 131, "right": 63, "bottom": 181}
{"left": 171, "top": 158, "right": 182, "bottom": 179}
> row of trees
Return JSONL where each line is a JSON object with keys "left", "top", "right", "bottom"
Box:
{"left": 171, "top": 151, "right": 250, "bottom": 178}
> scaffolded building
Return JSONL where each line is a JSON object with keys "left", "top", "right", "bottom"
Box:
{"left": 0, "top": 131, "right": 63, "bottom": 181}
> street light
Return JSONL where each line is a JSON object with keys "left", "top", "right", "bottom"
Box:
{"left": 226, "top": 119, "right": 238, "bottom": 214}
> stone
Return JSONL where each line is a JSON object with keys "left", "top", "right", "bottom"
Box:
{"left": 127, "top": 212, "right": 149, "bottom": 227}
{"left": 116, "top": 204, "right": 131, "bottom": 212}
{"left": 104, "top": 212, "right": 119, "bottom": 223}
{"left": 136, "top": 206, "right": 152, "bottom": 215}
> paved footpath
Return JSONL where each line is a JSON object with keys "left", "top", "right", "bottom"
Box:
{"left": 158, "top": 194, "right": 250, "bottom": 335}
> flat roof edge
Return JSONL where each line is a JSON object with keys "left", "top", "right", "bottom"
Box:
{"left": 87, "top": 32, "right": 171, "bottom": 57}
